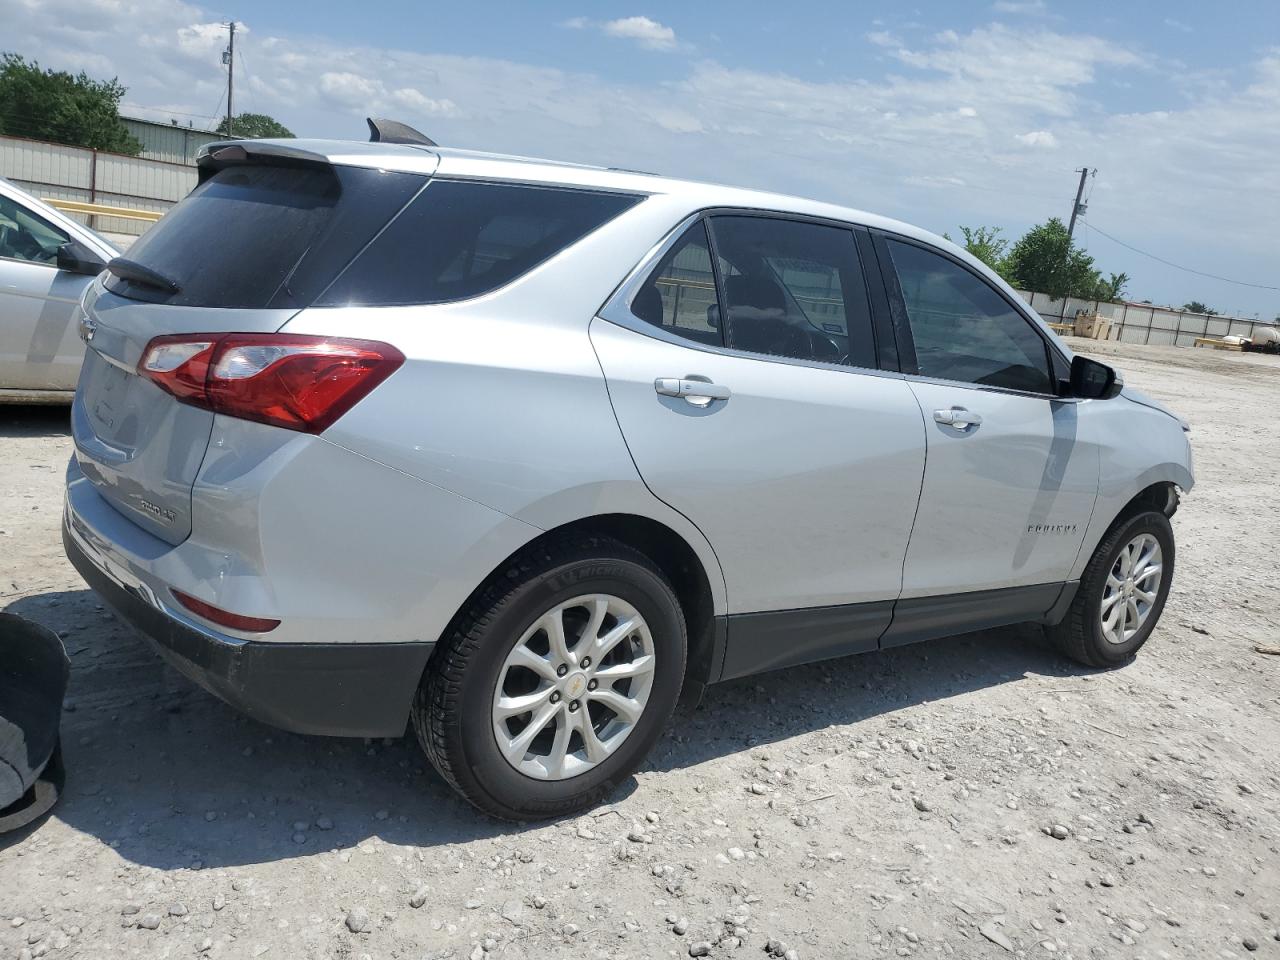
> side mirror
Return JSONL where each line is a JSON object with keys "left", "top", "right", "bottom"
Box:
{"left": 56, "top": 240, "right": 105, "bottom": 277}
{"left": 1070, "top": 354, "right": 1123, "bottom": 400}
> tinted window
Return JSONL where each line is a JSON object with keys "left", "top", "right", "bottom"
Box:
{"left": 709, "top": 216, "right": 875, "bottom": 366}
{"left": 104, "top": 163, "right": 425, "bottom": 308}
{"left": 887, "top": 240, "right": 1052, "bottom": 393}
{"left": 320, "top": 181, "right": 641, "bottom": 306}
{"left": 630, "top": 222, "right": 721, "bottom": 346}
{"left": 0, "top": 194, "right": 69, "bottom": 265}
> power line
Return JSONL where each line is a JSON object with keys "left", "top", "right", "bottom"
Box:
{"left": 236, "top": 45, "right": 250, "bottom": 115}
{"left": 1082, "top": 218, "right": 1280, "bottom": 292}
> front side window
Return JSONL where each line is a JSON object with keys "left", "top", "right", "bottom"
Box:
{"left": 708, "top": 216, "right": 875, "bottom": 366}
{"left": 887, "top": 240, "right": 1053, "bottom": 394}
{"left": 629, "top": 221, "right": 721, "bottom": 346}
{"left": 0, "top": 194, "right": 69, "bottom": 265}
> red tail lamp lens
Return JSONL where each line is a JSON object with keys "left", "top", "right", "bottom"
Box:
{"left": 138, "top": 333, "right": 404, "bottom": 433}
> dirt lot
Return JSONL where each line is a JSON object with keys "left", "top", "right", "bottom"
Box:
{"left": 1, "top": 340, "right": 1277, "bottom": 960}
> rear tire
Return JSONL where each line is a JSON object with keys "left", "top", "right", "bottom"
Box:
{"left": 1047, "top": 510, "right": 1174, "bottom": 668}
{"left": 412, "top": 536, "right": 686, "bottom": 820}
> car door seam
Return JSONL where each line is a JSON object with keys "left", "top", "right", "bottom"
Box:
{"left": 586, "top": 315, "right": 731, "bottom": 608}
{"left": 880, "top": 382, "right": 931, "bottom": 647}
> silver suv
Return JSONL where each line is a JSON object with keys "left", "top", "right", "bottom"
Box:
{"left": 63, "top": 135, "right": 1193, "bottom": 819}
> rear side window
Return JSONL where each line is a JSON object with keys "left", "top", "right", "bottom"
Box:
{"left": 318, "top": 180, "right": 642, "bottom": 306}
{"left": 104, "top": 163, "right": 425, "bottom": 308}
{"left": 630, "top": 222, "right": 722, "bottom": 346}
{"left": 709, "top": 216, "right": 875, "bottom": 366}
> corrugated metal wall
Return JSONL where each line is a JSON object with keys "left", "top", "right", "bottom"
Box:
{"left": 0, "top": 135, "right": 196, "bottom": 236}
{"left": 121, "top": 118, "right": 221, "bottom": 165}
{"left": 1017, "top": 289, "right": 1276, "bottom": 347}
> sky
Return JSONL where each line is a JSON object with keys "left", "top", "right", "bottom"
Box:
{"left": 5, "top": 0, "right": 1279, "bottom": 317}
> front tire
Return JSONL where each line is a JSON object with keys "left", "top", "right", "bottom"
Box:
{"left": 413, "top": 536, "right": 686, "bottom": 820}
{"left": 1048, "top": 510, "right": 1175, "bottom": 668}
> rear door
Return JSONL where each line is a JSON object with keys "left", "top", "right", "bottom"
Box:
{"left": 72, "top": 157, "right": 429, "bottom": 543}
{"left": 592, "top": 214, "right": 926, "bottom": 677}
{"left": 872, "top": 234, "right": 1097, "bottom": 628}
{"left": 0, "top": 190, "right": 92, "bottom": 391}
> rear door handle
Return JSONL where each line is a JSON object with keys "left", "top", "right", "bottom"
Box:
{"left": 933, "top": 407, "right": 983, "bottom": 430}
{"left": 655, "top": 377, "right": 731, "bottom": 407}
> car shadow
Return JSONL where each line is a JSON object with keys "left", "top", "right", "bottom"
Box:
{"left": 651, "top": 621, "right": 1086, "bottom": 772}
{"left": 1, "top": 586, "right": 1094, "bottom": 869}
{"left": 0, "top": 403, "right": 71, "bottom": 439}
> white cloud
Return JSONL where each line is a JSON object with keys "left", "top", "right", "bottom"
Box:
{"left": 1015, "top": 130, "right": 1058, "bottom": 147}
{"left": 992, "top": 0, "right": 1048, "bottom": 13}
{"left": 390, "top": 87, "right": 457, "bottom": 116}
{"left": 601, "top": 16, "right": 677, "bottom": 50}
{"left": 562, "top": 15, "right": 679, "bottom": 51}
{"left": 319, "top": 71, "right": 380, "bottom": 107}
{"left": 174, "top": 21, "right": 237, "bottom": 57}
{"left": 649, "top": 108, "right": 703, "bottom": 134}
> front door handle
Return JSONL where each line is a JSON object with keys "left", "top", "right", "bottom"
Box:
{"left": 933, "top": 406, "right": 983, "bottom": 430}
{"left": 655, "top": 377, "right": 731, "bottom": 407}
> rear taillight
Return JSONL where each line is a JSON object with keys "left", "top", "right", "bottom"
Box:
{"left": 138, "top": 334, "right": 404, "bottom": 433}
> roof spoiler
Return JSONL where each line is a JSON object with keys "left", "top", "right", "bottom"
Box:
{"left": 366, "top": 117, "right": 437, "bottom": 147}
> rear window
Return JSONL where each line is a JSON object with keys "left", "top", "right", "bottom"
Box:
{"left": 104, "top": 163, "right": 426, "bottom": 308}
{"left": 316, "top": 180, "right": 642, "bottom": 306}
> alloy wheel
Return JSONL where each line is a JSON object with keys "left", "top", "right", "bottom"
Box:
{"left": 1100, "top": 532, "right": 1163, "bottom": 645}
{"left": 491, "top": 594, "right": 656, "bottom": 780}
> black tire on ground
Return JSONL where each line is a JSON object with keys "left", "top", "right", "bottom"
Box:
{"left": 1047, "top": 509, "right": 1175, "bottom": 668}
{"left": 412, "top": 535, "right": 687, "bottom": 820}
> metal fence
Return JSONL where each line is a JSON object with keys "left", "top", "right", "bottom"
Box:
{"left": 1015, "top": 289, "right": 1277, "bottom": 347}
{"left": 0, "top": 134, "right": 196, "bottom": 236}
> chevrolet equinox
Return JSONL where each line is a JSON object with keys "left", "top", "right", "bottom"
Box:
{"left": 63, "top": 132, "right": 1193, "bottom": 819}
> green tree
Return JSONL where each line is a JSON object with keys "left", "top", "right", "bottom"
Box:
{"left": 1095, "top": 272, "right": 1130, "bottom": 302}
{"left": 215, "top": 112, "right": 294, "bottom": 139}
{"left": 0, "top": 53, "right": 141, "bottom": 153}
{"left": 944, "top": 225, "right": 1010, "bottom": 276}
{"left": 1002, "top": 217, "right": 1103, "bottom": 301}
{"left": 1182, "top": 301, "right": 1218, "bottom": 316}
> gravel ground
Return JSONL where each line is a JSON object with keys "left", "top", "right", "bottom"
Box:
{"left": 1, "top": 339, "right": 1277, "bottom": 960}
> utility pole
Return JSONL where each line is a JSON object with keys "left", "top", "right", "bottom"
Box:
{"left": 222, "top": 21, "right": 235, "bottom": 136}
{"left": 1066, "top": 166, "right": 1090, "bottom": 241}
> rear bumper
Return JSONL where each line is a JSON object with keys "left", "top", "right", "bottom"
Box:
{"left": 63, "top": 513, "right": 432, "bottom": 739}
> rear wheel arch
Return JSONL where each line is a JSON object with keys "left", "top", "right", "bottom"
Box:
{"left": 430, "top": 514, "right": 723, "bottom": 692}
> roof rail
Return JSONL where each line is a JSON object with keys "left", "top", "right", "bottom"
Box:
{"left": 366, "top": 117, "right": 437, "bottom": 147}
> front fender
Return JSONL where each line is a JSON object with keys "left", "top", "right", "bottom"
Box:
{"left": 1070, "top": 397, "right": 1193, "bottom": 580}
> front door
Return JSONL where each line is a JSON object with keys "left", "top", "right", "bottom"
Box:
{"left": 592, "top": 216, "right": 926, "bottom": 677}
{"left": 875, "top": 235, "right": 1097, "bottom": 617}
